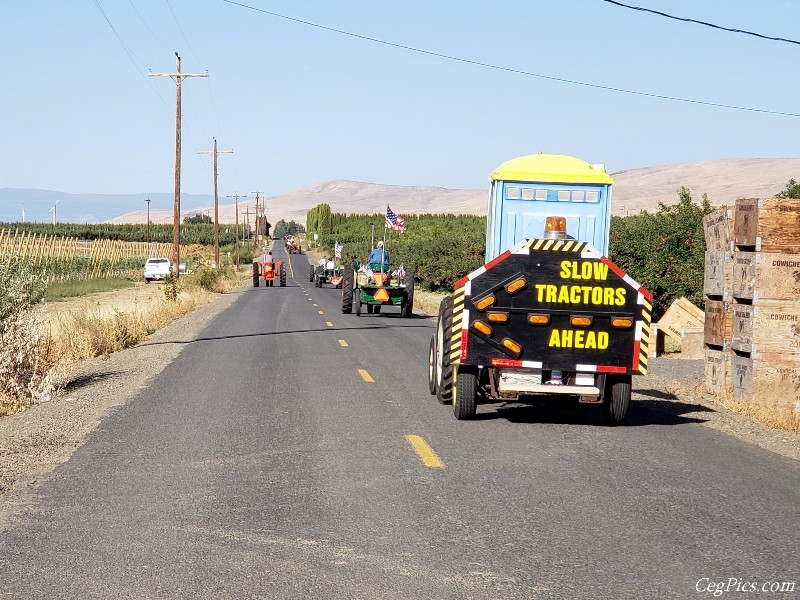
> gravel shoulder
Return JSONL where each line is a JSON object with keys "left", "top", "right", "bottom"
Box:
{"left": 1, "top": 282, "right": 798, "bottom": 518}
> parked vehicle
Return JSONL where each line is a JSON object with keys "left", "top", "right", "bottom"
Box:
{"left": 143, "top": 257, "right": 172, "bottom": 283}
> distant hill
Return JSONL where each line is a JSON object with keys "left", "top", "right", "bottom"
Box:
{"left": 5, "top": 158, "right": 800, "bottom": 226}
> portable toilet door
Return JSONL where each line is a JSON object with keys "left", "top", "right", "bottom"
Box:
{"left": 485, "top": 154, "right": 614, "bottom": 261}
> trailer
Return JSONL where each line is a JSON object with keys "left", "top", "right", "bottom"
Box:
{"left": 428, "top": 154, "right": 651, "bottom": 423}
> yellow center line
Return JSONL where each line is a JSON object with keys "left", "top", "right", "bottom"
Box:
{"left": 358, "top": 369, "right": 374, "bottom": 383}
{"left": 308, "top": 298, "right": 313, "bottom": 301}
{"left": 326, "top": 321, "right": 333, "bottom": 327}
{"left": 405, "top": 435, "right": 445, "bottom": 469}
{"left": 313, "top": 303, "right": 318, "bottom": 306}
{"left": 338, "top": 339, "right": 348, "bottom": 347}
{"left": 286, "top": 253, "right": 295, "bottom": 278}
{"left": 318, "top": 310, "right": 324, "bottom": 315}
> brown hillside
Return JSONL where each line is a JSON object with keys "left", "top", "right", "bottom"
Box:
{"left": 106, "top": 158, "right": 800, "bottom": 226}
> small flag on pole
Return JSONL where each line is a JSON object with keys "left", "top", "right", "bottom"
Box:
{"left": 334, "top": 240, "right": 343, "bottom": 258}
{"left": 385, "top": 204, "right": 406, "bottom": 232}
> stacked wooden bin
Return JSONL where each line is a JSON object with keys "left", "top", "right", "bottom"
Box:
{"left": 704, "top": 198, "right": 800, "bottom": 406}
{"left": 702, "top": 206, "right": 733, "bottom": 394}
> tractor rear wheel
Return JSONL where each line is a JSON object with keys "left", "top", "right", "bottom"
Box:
{"left": 454, "top": 366, "right": 478, "bottom": 420}
{"left": 374, "top": 305, "right": 381, "bottom": 314}
{"left": 341, "top": 266, "right": 354, "bottom": 314}
{"left": 602, "top": 374, "right": 632, "bottom": 425}
{"left": 428, "top": 336, "right": 437, "bottom": 395}
{"left": 252, "top": 263, "right": 260, "bottom": 287}
{"left": 309, "top": 265, "right": 315, "bottom": 282}
{"left": 402, "top": 269, "right": 415, "bottom": 318}
{"left": 435, "top": 296, "right": 454, "bottom": 404}
{"left": 280, "top": 265, "right": 286, "bottom": 287}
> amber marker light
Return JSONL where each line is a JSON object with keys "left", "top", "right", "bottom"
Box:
{"left": 544, "top": 216, "right": 567, "bottom": 233}
{"left": 472, "top": 321, "right": 493, "bottom": 336}
{"left": 501, "top": 338, "right": 522, "bottom": 356}
{"left": 611, "top": 317, "right": 634, "bottom": 329}
{"left": 474, "top": 295, "right": 496, "bottom": 311}
{"left": 570, "top": 316, "right": 593, "bottom": 328}
{"left": 527, "top": 313, "right": 550, "bottom": 326}
{"left": 505, "top": 277, "right": 527, "bottom": 295}
{"left": 486, "top": 311, "right": 509, "bottom": 323}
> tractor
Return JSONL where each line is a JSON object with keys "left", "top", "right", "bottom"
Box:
{"left": 340, "top": 261, "right": 414, "bottom": 317}
{"left": 310, "top": 259, "right": 344, "bottom": 288}
{"left": 285, "top": 238, "right": 301, "bottom": 254}
{"left": 252, "top": 258, "right": 286, "bottom": 287}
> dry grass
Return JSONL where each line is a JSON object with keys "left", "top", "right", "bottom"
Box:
{"left": 694, "top": 383, "right": 800, "bottom": 435}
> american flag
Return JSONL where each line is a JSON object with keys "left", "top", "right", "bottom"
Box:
{"left": 334, "top": 240, "right": 343, "bottom": 258}
{"left": 385, "top": 205, "right": 406, "bottom": 232}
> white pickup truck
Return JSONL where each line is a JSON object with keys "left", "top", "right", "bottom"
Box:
{"left": 143, "top": 257, "right": 172, "bottom": 283}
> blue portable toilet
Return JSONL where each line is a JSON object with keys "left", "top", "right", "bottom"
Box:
{"left": 485, "top": 154, "right": 614, "bottom": 261}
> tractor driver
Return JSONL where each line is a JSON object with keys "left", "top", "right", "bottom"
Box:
{"left": 368, "top": 240, "right": 390, "bottom": 269}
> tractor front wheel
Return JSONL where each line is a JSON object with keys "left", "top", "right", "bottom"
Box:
{"left": 428, "top": 336, "right": 437, "bottom": 395}
{"left": 355, "top": 292, "right": 362, "bottom": 316}
{"left": 402, "top": 269, "right": 415, "bottom": 318}
{"left": 435, "top": 296, "right": 454, "bottom": 405}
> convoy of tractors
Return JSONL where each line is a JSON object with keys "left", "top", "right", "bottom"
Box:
{"left": 257, "top": 153, "right": 650, "bottom": 425}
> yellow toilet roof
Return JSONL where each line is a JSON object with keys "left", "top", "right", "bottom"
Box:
{"left": 490, "top": 154, "right": 613, "bottom": 185}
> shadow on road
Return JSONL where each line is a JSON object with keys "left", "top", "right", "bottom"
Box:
{"left": 62, "top": 371, "right": 124, "bottom": 393}
{"left": 474, "top": 391, "right": 713, "bottom": 427}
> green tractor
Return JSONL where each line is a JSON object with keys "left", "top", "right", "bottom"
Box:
{"left": 309, "top": 259, "right": 344, "bottom": 288}
{"left": 340, "top": 261, "right": 415, "bottom": 317}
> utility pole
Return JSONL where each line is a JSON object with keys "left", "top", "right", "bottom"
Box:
{"left": 245, "top": 207, "right": 250, "bottom": 241}
{"left": 197, "top": 138, "right": 233, "bottom": 267}
{"left": 145, "top": 198, "right": 151, "bottom": 243}
{"left": 149, "top": 53, "right": 208, "bottom": 279}
{"left": 226, "top": 193, "right": 248, "bottom": 269}
{"left": 252, "top": 190, "right": 263, "bottom": 245}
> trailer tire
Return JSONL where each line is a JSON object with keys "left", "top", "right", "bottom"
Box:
{"left": 603, "top": 375, "right": 631, "bottom": 426}
{"left": 341, "top": 266, "right": 354, "bottom": 313}
{"left": 435, "top": 296, "right": 454, "bottom": 404}
{"left": 454, "top": 366, "right": 478, "bottom": 420}
{"left": 428, "top": 336, "right": 437, "bottom": 395}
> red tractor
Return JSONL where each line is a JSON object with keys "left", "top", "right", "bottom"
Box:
{"left": 252, "top": 258, "right": 286, "bottom": 287}
{"left": 285, "top": 238, "right": 301, "bottom": 254}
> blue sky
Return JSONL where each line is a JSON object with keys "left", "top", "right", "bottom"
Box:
{"left": 2, "top": 0, "right": 800, "bottom": 220}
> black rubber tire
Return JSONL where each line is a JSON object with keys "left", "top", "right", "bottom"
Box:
{"left": 603, "top": 375, "right": 632, "bottom": 425}
{"left": 374, "top": 305, "right": 381, "bottom": 314}
{"left": 309, "top": 265, "right": 315, "bottom": 282}
{"left": 280, "top": 265, "right": 286, "bottom": 287}
{"left": 427, "top": 336, "right": 437, "bottom": 395}
{"left": 144, "top": 278, "right": 151, "bottom": 284}
{"left": 454, "top": 366, "right": 478, "bottom": 420}
{"left": 341, "top": 266, "right": 354, "bottom": 314}
{"left": 402, "top": 269, "right": 415, "bottom": 318}
{"left": 355, "top": 292, "right": 362, "bottom": 316}
{"left": 252, "top": 263, "right": 260, "bottom": 287}
{"left": 366, "top": 304, "right": 374, "bottom": 314}
{"left": 435, "top": 296, "right": 454, "bottom": 404}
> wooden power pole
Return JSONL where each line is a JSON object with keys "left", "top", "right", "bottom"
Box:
{"left": 197, "top": 138, "right": 233, "bottom": 267}
{"left": 226, "top": 193, "right": 248, "bottom": 269}
{"left": 149, "top": 53, "right": 208, "bottom": 279}
{"left": 145, "top": 198, "right": 151, "bottom": 243}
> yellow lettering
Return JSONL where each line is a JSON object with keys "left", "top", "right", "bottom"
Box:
{"left": 559, "top": 261, "right": 571, "bottom": 279}
{"left": 598, "top": 331, "right": 609, "bottom": 349}
{"left": 603, "top": 287, "right": 615, "bottom": 305}
{"left": 535, "top": 284, "right": 547, "bottom": 302}
{"left": 548, "top": 329, "right": 561, "bottom": 347}
{"left": 585, "top": 331, "right": 596, "bottom": 349}
{"left": 558, "top": 286, "right": 570, "bottom": 303}
{"left": 574, "top": 330, "right": 585, "bottom": 348}
{"left": 615, "top": 288, "right": 626, "bottom": 306}
{"left": 591, "top": 287, "right": 603, "bottom": 305}
{"left": 570, "top": 286, "right": 581, "bottom": 303}
{"left": 581, "top": 262, "right": 592, "bottom": 279}
{"left": 562, "top": 330, "right": 573, "bottom": 347}
{"left": 593, "top": 262, "right": 609, "bottom": 280}
{"left": 546, "top": 285, "right": 557, "bottom": 303}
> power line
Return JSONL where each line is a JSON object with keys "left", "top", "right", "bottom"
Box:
{"left": 219, "top": 0, "right": 800, "bottom": 118}
{"left": 600, "top": 0, "right": 800, "bottom": 47}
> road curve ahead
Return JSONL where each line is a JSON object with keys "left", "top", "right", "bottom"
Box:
{"left": 1, "top": 243, "right": 798, "bottom": 599}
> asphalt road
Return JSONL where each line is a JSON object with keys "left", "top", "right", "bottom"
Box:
{"left": 1, "top": 244, "right": 798, "bottom": 599}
